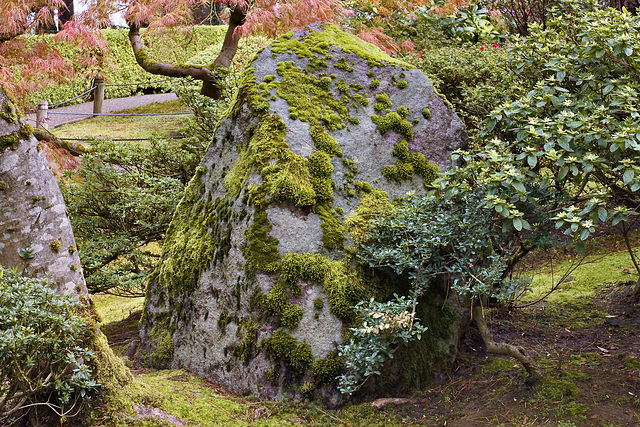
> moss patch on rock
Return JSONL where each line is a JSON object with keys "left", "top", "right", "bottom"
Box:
{"left": 381, "top": 140, "right": 439, "bottom": 186}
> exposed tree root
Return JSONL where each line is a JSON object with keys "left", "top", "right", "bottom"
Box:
{"left": 473, "top": 305, "right": 540, "bottom": 383}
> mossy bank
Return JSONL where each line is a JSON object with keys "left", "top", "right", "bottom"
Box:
{"left": 139, "top": 24, "right": 467, "bottom": 403}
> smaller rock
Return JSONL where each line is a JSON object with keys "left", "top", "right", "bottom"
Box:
{"left": 371, "top": 397, "right": 413, "bottom": 409}
{"left": 134, "top": 405, "right": 186, "bottom": 426}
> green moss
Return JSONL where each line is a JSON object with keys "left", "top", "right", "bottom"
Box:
{"left": 313, "top": 298, "right": 324, "bottom": 310}
{"left": 32, "top": 196, "right": 45, "bottom": 203}
{"left": 133, "top": 48, "right": 156, "bottom": 67}
{"left": 410, "top": 152, "right": 439, "bottom": 185}
{"left": 382, "top": 163, "right": 414, "bottom": 183}
{"left": 353, "top": 181, "right": 372, "bottom": 194}
{"left": 312, "top": 352, "right": 344, "bottom": 386}
{"left": 70, "top": 264, "right": 78, "bottom": 271}
{"left": 0, "top": 100, "right": 19, "bottom": 124}
{"left": 263, "top": 282, "right": 304, "bottom": 329}
{"left": 68, "top": 245, "right": 76, "bottom": 254}
{"left": 316, "top": 202, "right": 345, "bottom": 250}
{"left": 262, "top": 330, "right": 313, "bottom": 375}
{"left": 279, "top": 253, "right": 367, "bottom": 322}
{"left": 50, "top": 240, "right": 62, "bottom": 253}
{"left": 0, "top": 182, "right": 5, "bottom": 191}
{"left": 345, "top": 188, "right": 395, "bottom": 246}
{"left": 397, "top": 80, "right": 408, "bottom": 89}
{"left": 268, "top": 155, "right": 317, "bottom": 208}
{"left": 231, "top": 317, "right": 260, "bottom": 363}
{"left": 371, "top": 111, "right": 413, "bottom": 140}
{"left": 380, "top": 140, "right": 439, "bottom": 186}
{"left": 147, "top": 167, "right": 234, "bottom": 295}
{"left": 476, "top": 357, "right": 516, "bottom": 377}
{"left": 0, "top": 133, "right": 19, "bottom": 150}
{"left": 373, "top": 93, "right": 392, "bottom": 112}
{"left": 217, "top": 311, "right": 236, "bottom": 334}
{"left": 625, "top": 357, "right": 640, "bottom": 370}
{"left": 243, "top": 209, "right": 280, "bottom": 276}
{"left": 150, "top": 328, "right": 174, "bottom": 368}
{"left": 392, "top": 140, "right": 410, "bottom": 160}
{"left": 336, "top": 80, "right": 350, "bottom": 94}
{"left": 369, "top": 79, "right": 381, "bottom": 89}
{"left": 422, "top": 108, "right": 432, "bottom": 119}
{"left": 536, "top": 376, "right": 578, "bottom": 401}
{"left": 335, "top": 57, "right": 354, "bottom": 72}
{"left": 310, "top": 126, "right": 342, "bottom": 157}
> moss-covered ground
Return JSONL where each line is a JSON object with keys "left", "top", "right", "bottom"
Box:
{"left": 53, "top": 100, "right": 192, "bottom": 141}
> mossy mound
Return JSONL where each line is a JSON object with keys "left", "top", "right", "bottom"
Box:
{"left": 140, "top": 24, "right": 467, "bottom": 403}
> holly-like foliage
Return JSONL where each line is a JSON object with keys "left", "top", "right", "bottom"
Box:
{"left": 0, "top": 266, "right": 97, "bottom": 423}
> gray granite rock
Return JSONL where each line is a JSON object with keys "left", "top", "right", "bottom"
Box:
{"left": 140, "top": 24, "right": 467, "bottom": 402}
{"left": 0, "top": 87, "right": 87, "bottom": 296}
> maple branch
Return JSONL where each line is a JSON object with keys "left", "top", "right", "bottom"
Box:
{"left": 127, "top": 5, "right": 246, "bottom": 99}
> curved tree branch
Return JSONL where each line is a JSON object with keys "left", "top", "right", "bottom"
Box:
{"left": 473, "top": 305, "right": 540, "bottom": 382}
{"left": 127, "top": 5, "right": 247, "bottom": 99}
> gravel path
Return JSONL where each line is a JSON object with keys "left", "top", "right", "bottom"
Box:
{"left": 24, "top": 93, "right": 178, "bottom": 129}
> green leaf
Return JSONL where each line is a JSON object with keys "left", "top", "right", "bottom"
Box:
{"left": 557, "top": 71, "right": 565, "bottom": 82}
{"left": 623, "top": 169, "right": 634, "bottom": 185}
{"left": 598, "top": 207, "right": 607, "bottom": 222}
{"left": 558, "top": 167, "right": 569, "bottom": 180}
{"left": 579, "top": 229, "right": 590, "bottom": 241}
{"left": 527, "top": 155, "right": 537, "bottom": 168}
{"left": 513, "top": 217, "right": 523, "bottom": 231}
{"left": 625, "top": 47, "right": 633, "bottom": 56}
{"left": 575, "top": 241, "right": 585, "bottom": 255}
{"left": 512, "top": 181, "right": 526, "bottom": 193}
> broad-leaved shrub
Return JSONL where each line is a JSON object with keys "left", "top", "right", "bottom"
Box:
{"left": 0, "top": 267, "right": 97, "bottom": 423}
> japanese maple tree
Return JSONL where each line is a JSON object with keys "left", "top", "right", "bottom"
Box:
{"left": 0, "top": 0, "right": 349, "bottom": 104}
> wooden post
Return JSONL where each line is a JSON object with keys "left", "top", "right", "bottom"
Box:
{"left": 93, "top": 75, "right": 105, "bottom": 117}
{"left": 36, "top": 101, "right": 49, "bottom": 130}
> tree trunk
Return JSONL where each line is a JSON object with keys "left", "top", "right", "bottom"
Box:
{"left": 473, "top": 305, "right": 540, "bottom": 382}
{"left": 58, "top": 0, "right": 74, "bottom": 28}
{"left": 193, "top": 2, "right": 222, "bottom": 25}
{"left": 128, "top": 5, "right": 246, "bottom": 99}
{"left": 609, "top": 0, "right": 638, "bottom": 13}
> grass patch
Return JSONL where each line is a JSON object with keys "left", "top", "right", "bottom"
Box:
{"left": 625, "top": 357, "right": 640, "bottom": 370}
{"left": 93, "top": 293, "right": 145, "bottom": 325}
{"left": 54, "top": 100, "right": 192, "bottom": 141}
{"left": 522, "top": 246, "right": 638, "bottom": 305}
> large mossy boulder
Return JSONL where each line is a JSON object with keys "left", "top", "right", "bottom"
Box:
{"left": 140, "top": 24, "right": 467, "bottom": 402}
{"left": 0, "top": 88, "right": 87, "bottom": 295}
